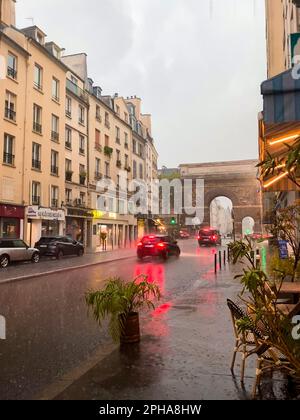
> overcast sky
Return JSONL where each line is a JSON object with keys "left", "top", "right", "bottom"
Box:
{"left": 16, "top": 0, "right": 266, "bottom": 168}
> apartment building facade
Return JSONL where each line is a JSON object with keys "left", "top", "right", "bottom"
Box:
{"left": 258, "top": 0, "right": 300, "bottom": 219}
{"left": 0, "top": 1, "right": 159, "bottom": 249}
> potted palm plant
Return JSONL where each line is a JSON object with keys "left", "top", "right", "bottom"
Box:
{"left": 86, "top": 275, "right": 161, "bottom": 344}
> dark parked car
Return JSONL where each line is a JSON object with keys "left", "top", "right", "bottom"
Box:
{"left": 0, "top": 239, "right": 40, "bottom": 268}
{"left": 137, "top": 235, "right": 181, "bottom": 261}
{"left": 35, "top": 236, "right": 84, "bottom": 259}
{"left": 198, "top": 228, "right": 222, "bottom": 247}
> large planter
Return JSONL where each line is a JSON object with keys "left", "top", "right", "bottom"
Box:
{"left": 120, "top": 312, "right": 140, "bottom": 344}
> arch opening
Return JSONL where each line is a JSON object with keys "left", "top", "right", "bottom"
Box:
{"left": 210, "top": 196, "right": 233, "bottom": 237}
{"left": 242, "top": 217, "right": 255, "bottom": 238}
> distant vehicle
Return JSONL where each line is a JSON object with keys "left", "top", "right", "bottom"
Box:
{"left": 179, "top": 230, "right": 190, "bottom": 239}
{"left": 35, "top": 236, "right": 84, "bottom": 259}
{"left": 137, "top": 235, "right": 181, "bottom": 261}
{"left": 198, "top": 228, "right": 222, "bottom": 247}
{"left": 0, "top": 239, "right": 40, "bottom": 268}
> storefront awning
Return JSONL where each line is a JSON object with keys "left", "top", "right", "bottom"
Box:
{"left": 262, "top": 68, "right": 300, "bottom": 124}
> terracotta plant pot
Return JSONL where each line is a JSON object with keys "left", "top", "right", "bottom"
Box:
{"left": 120, "top": 312, "right": 140, "bottom": 344}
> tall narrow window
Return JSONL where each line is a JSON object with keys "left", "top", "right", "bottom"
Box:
{"left": 34, "top": 64, "right": 43, "bottom": 90}
{"left": 95, "top": 158, "right": 101, "bottom": 179}
{"left": 51, "top": 115, "right": 59, "bottom": 141}
{"left": 65, "top": 127, "right": 72, "bottom": 149}
{"left": 66, "top": 96, "right": 72, "bottom": 117}
{"left": 3, "top": 134, "right": 14, "bottom": 166}
{"left": 32, "top": 143, "right": 41, "bottom": 170}
{"left": 79, "top": 105, "right": 85, "bottom": 125}
{"left": 5, "top": 91, "right": 16, "bottom": 122}
{"left": 7, "top": 53, "right": 17, "bottom": 79}
{"left": 116, "top": 126, "right": 120, "bottom": 143}
{"left": 95, "top": 129, "right": 101, "bottom": 151}
{"left": 33, "top": 104, "right": 42, "bottom": 134}
{"left": 79, "top": 135, "right": 85, "bottom": 154}
{"left": 51, "top": 186, "right": 59, "bottom": 208}
{"left": 51, "top": 150, "right": 59, "bottom": 176}
{"left": 52, "top": 78, "right": 60, "bottom": 101}
{"left": 65, "top": 159, "right": 72, "bottom": 182}
{"left": 32, "top": 182, "right": 41, "bottom": 205}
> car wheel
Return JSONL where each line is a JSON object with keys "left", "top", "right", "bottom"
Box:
{"left": 137, "top": 254, "right": 143, "bottom": 261}
{"left": 31, "top": 253, "right": 40, "bottom": 264}
{"left": 56, "top": 250, "right": 64, "bottom": 260}
{"left": 77, "top": 249, "right": 84, "bottom": 257}
{"left": 0, "top": 255, "right": 10, "bottom": 268}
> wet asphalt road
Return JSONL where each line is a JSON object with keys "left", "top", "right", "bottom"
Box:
{"left": 0, "top": 240, "right": 289, "bottom": 400}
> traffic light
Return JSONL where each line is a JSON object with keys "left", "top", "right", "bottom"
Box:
{"left": 171, "top": 217, "right": 176, "bottom": 225}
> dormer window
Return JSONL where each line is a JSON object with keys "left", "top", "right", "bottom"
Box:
{"left": 36, "top": 31, "right": 45, "bottom": 45}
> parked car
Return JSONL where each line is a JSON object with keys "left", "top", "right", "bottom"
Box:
{"left": 35, "top": 236, "right": 84, "bottom": 259}
{"left": 0, "top": 239, "right": 40, "bottom": 268}
{"left": 179, "top": 230, "right": 190, "bottom": 239}
{"left": 198, "top": 228, "right": 222, "bottom": 247}
{"left": 137, "top": 235, "right": 181, "bottom": 261}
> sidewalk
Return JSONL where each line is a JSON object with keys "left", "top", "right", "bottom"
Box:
{"left": 44, "top": 263, "right": 289, "bottom": 401}
{"left": 0, "top": 247, "right": 136, "bottom": 285}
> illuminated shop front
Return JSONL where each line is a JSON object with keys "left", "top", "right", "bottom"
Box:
{"left": 0, "top": 204, "right": 24, "bottom": 239}
{"left": 26, "top": 206, "right": 65, "bottom": 246}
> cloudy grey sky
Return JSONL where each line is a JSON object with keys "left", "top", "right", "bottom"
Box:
{"left": 16, "top": 0, "right": 266, "bottom": 168}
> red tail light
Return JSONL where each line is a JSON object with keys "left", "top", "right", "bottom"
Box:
{"left": 137, "top": 242, "right": 143, "bottom": 247}
{"left": 211, "top": 235, "right": 217, "bottom": 241}
{"left": 197, "top": 235, "right": 201, "bottom": 240}
{"left": 157, "top": 242, "right": 166, "bottom": 249}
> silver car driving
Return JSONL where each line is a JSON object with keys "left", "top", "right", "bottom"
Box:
{"left": 0, "top": 239, "right": 40, "bottom": 268}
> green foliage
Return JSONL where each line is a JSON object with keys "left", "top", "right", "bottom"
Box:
{"left": 269, "top": 254, "right": 300, "bottom": 280}
{"left": 228, "top": 237, "right": 256, "bottom": 269}
{"left": 230, "top": 237, "right": 300, "bottom": 376}
{"left": 86, "top": 276, "right": 161, "bottom": 343}
{"left": 257, "top": 137, "right": 300, "bottom": 188}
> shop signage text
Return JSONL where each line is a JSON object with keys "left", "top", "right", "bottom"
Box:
{"left": 27, "top": 206, "right": 65, "bottom": 221}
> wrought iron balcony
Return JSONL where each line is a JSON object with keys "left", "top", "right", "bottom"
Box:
{"left": 51, "top": 199, "right": 58, "bottom": 208}
{"left": 32, "top": 196, "right": 40, "bottom": 206}
{"left": 51, "top": 166, "right": 59, "bottom": 176}
{"left": 51, "top": 131, "right": 59, "bottom": 142}
{"left": 32, "top": 159, "right": 41, "bottom": 170}
{"left": 5, "top": 107, "right": 16, "bottom": 122}
{"left": 65, "top": 171, "right": 73, "bottom": 182}
{"left": 66, "top": 79, "right": 88, "bottom": 102}
{"left": 7, "top": 67, "right": 17, "bottom": 79}
{"left": 33, "top": 122, "right": 42, "bottom": 134}
{"left": 3, "top": 153, "right": 14, "bottom": 166}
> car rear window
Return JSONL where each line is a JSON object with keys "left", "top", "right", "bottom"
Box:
{"left": 0, "top": 240, "right": 14, "bottom": 248}
{"left": 142, "top": 236, "right": 161, "bottom": 244}
{"left": 38, "top": 237, "right": 58, "bottom": 244}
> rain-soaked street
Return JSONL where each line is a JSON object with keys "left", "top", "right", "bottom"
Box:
{"left": 0, "top": 240, "right": 288, "bottom": 400}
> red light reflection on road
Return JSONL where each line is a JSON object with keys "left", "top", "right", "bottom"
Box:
{"left": 152, "top": 302, "right": 172, "bottom": 317}
{"left": 134, "top": 263, "right": 165, "bottom": 294}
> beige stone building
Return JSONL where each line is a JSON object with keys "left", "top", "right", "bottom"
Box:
{"left": 0, "top": 0, "right": 159, "bottom": 249}
{"left": 266, "top": 0, "right": 300, "bottom": 78}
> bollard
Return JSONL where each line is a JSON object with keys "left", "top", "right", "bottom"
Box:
{"left": 256, "top": 249, "right": 261, "bottom": 269}
{"left": 214, "top": 253, "right": 217, "bottom": 274}
{"left": 219, "top": 251, "right": 222, "bottom": 270}
{"left": 224, "top": 250, "right": 226, "bottom": 266}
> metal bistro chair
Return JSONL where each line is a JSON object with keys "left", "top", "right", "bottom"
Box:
{"left": 227, "top": 299, "right": 293, "bottom": 399}
{"left": 227, "top": 299, "right": 258, "bottom": 384}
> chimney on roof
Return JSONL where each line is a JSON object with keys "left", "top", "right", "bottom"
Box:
{"left": 114, "top": 93, "right": 118, "bottom": 98}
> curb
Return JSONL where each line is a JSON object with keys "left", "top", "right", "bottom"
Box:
{"left": 0, "top": 254, "right": 136, "bottom": 285}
